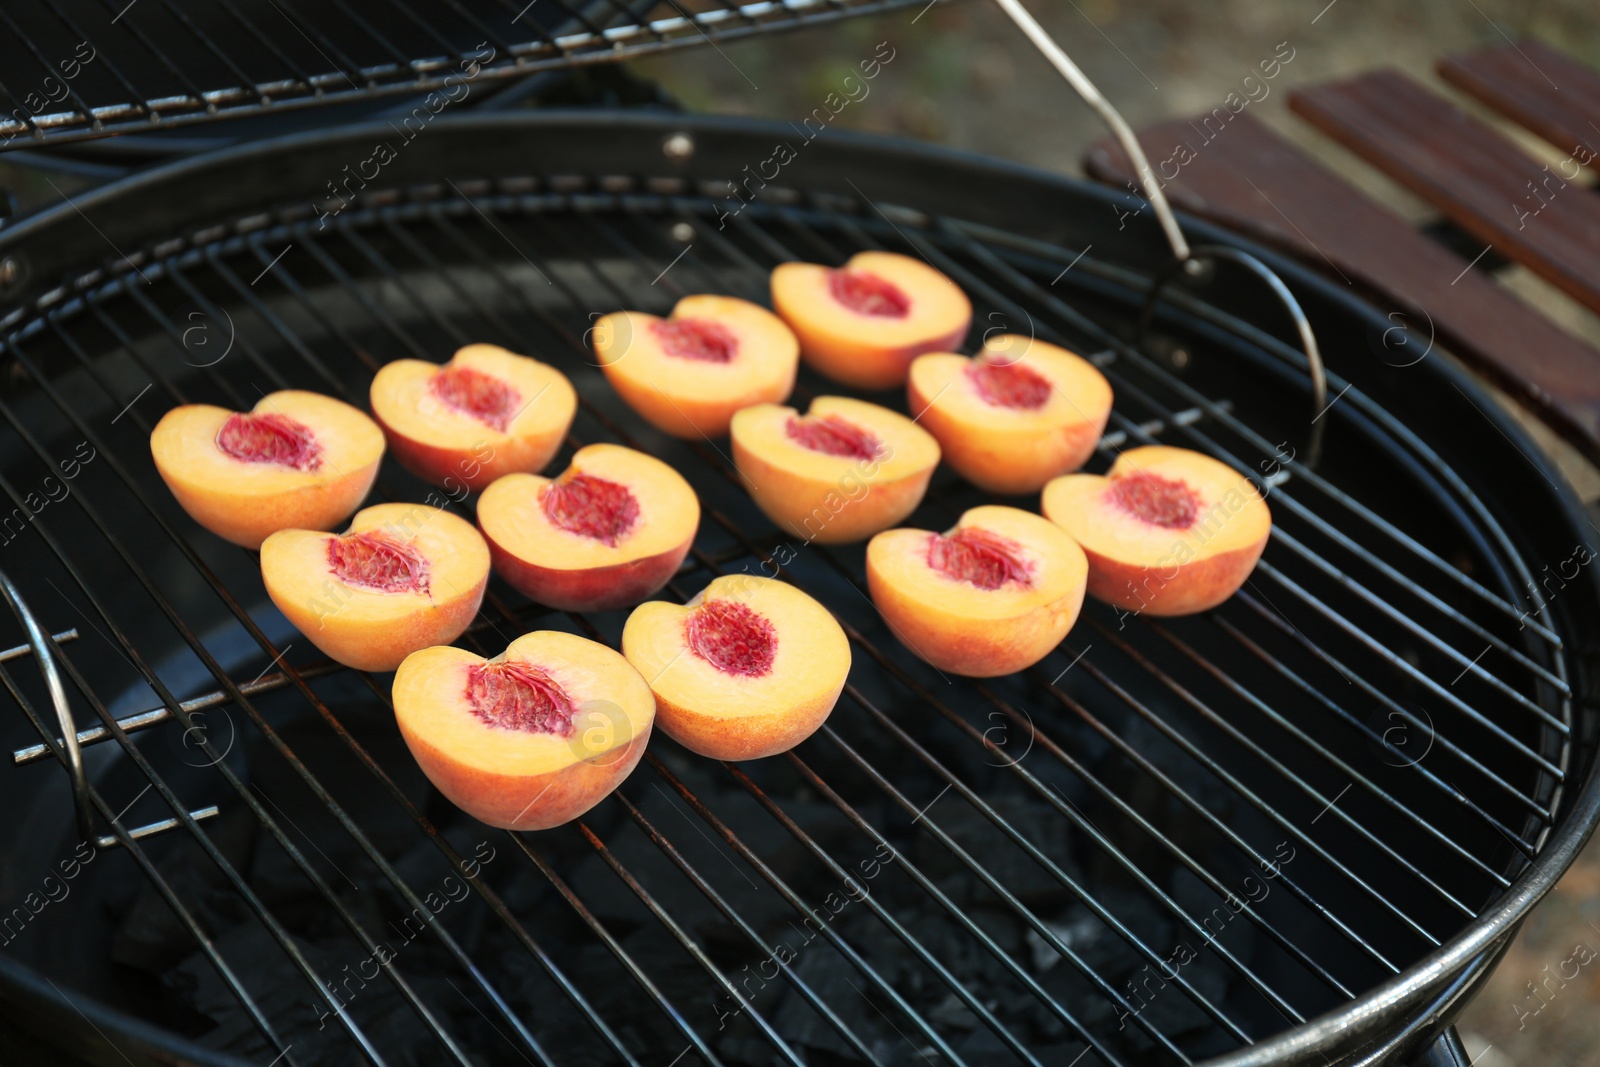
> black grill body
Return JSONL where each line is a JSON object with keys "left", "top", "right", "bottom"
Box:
{"left": 0, "top": 113, "right": 1592, "bottom": 1067}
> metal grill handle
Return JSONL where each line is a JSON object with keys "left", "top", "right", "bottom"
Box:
{"left": 992, "top": 0, "right": 1331, "bottom": 459}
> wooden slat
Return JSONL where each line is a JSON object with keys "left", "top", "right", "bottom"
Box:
{"left": 1290, "top": 69, "right": 1600, "bottom": 317}
{"left": 1082, "top": 112, "right": 1600, "bottom": 462}
{"left": 1438, "top": 40, "right": 1600, "bottom": 160}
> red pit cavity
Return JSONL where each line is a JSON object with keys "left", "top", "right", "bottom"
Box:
{"left": 967, "top": 357, "right": 1051, "bottom": 410}
{"left": 465, "top": 660, "right": 575, "bottom": 735}
{"left": 541, "top": 472, "right": 640, "bottom": 547}
{"left": 327, "top": 531, "right": 430, "bottom": 595}
{"left": 686, "top": 599, "right": 777, "bottom": 678}
{"left": 786, "top": 414, "right": 882, "bottom": 461}
{"left": 216, "top": 412, "right": 323, "bottom": 472}
{"left": 431, "top": 365, "right": 522, "bottom": 433}
{"left": 929, "top": 527, "right": 1032, "bottom": 591}
{"left": 828, "top": 269, "right": 911, "bottom": 318}
{"left": 650, "top": 317, "right": 738, "bottom": 363}
{"left": 1109, "top": 470, "right": 1200, "bottom": 530}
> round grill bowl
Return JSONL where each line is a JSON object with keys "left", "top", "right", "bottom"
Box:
{"left": 0, "top": 113, "right": 1592, "bottom": 1067}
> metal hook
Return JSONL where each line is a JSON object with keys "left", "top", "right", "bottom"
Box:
{"left": 0, "top": 568, "right": 94, "bottom": 844}
{"left": 1139, "top": 245, "right": 1329, "bottom": 468}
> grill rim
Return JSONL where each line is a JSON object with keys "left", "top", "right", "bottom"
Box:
{"left": 0, "top": 111, "right": 1593, "bottom": 1066}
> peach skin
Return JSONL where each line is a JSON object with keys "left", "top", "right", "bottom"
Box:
{"left": 622, "top": 574, "right": 850, "bottom": 761}
{"left": 151, "top": 390, "right": 384, "bottom": 549}
{"left": 393, "top": 630, "right": 654, "bottom": 830}
{"left": 370, "top": 343, "right": 577, "bottom": 492}
{"left": 592, "top": 295, "right": 798, "bottom": 438}
{"left": 908, "top": 334, "right": 1112, "bottom": 495}
{"left": 477, "top": 443, "right": 700, "bottom": 612}
{"left": 867, "top": 505, "right": 1087, "bottom": 677}
{"left": 261, "top": 503, "right": 490, "bottom": 672}
{"left": 771, "top": 251, "right": 971, "bottom": 390}
{"left": 730, "top": 396, "right": 939, "bottom": 545}
{"left": 1042, "top": 445, "right": 1271, "bottom": 616}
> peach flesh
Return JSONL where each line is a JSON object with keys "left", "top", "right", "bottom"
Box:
{"left": 651, "top": 318, "right": 738, "bottom": 363}
{"left": 928, "top": 527, "right": 1033, "bottom": 591}
{"left": 218, "top": 412, "right": 324, "bottom": 470}
{"left": 966, "top": 358, "right": 1051, "bottom": 410}
{"left": 686, "top": 599, "right": 777, "bottom": 677}
{"left": 1109, "top": 470, "right": 1200, "bottom": 530}
{"left": 466, "top": 660, "right": 574, "bottom": 735}
{"left": 541, "top": 472, "right": 639, "bottom": 548}
{"left": 829, "top": 270, "right": 910, "bottom": 318}
{"left": 327, "top": 531, "right": 430, "bottom": 595}
{"left": 786, "top": 414, "right": 882, "bottom": 460}
{"left": 431, "top": 364, "right": 521, "bottom": 433}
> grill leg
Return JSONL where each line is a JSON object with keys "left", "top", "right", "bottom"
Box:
{"left": 1409, "top": 1028, "right": 1471, "bottom": 1067}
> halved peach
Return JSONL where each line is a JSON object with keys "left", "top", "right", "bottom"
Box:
{"left": 151, "top": 390, "right": 384, "bottom": 549}
{"left": 771, "top": 251, "right": 971, "bottom": 390}
{"left": 622, "top": 574, "right": 850, "bottom": 761}
{"left": 866, "top": 505, "right": 1087, "bottom": 677}
{"left": 730, "top": 396, "right": 939, "bottom": 545}
{"left": 477, "top": 444, "right": 699, "bottom": 612}
{"left": 592, "top": 295, "right": 798, "bottom": 438}
{"left": 370, "top": 344, "right": 577, "bottom": 491}
{"left": 908, "top": 335, "right": 1112, "bottom": 495}
{"left": 1042, "top": 445, "right": 1271, "bottom": 616}
{"left": 261, "top": 503, "right": 490, "bottom": 672}
{"left": 393, "top": 630, "right": 654, "bottom": 830}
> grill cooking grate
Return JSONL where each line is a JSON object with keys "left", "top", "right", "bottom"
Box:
{"left": 0, "top": 172, "right": 1575, "bottom": 1066}
{"left": 0, "top": 0, "right": 914, "bottom": 151}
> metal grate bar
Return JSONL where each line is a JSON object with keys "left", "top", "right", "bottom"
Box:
{"left": 944, "top": 217, "right": 1564, "bottom": 648}
{"left": 610, "top": 790, "right": 885, "bottom": 1063}
{"left": 1145, "top": 619, "right": 1514, "bottom": 887}
{"left": 0, "top": 661, "right": 301, "bottom": 1066}
{"left": 836, "top": 206, "right": 1562, "bottom": 721}
{"left": 574, "top": 820, "right": 814, "bottom": 1067}
{"left": 0, "top": 350, "right": 479, "bottom": 1065}
{"left": 1090, "top": 618, "right": 1482, "bottom": 918}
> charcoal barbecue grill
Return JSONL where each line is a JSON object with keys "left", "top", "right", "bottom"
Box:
{"left": 0, "top": 6, "right": 1594, "bottom": 1067}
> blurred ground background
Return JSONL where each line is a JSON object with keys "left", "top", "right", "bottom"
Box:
{"left": 635, "top": 2, "right": 1600, "bottom": 1063}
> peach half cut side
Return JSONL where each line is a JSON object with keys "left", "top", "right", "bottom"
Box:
{"left": 477, "top": 443, "right": 700, "bottom": 612}
{"left": 592, "top": 295, "right": 799, "bottom": 439}
{"left": 369, "top": 343, "right": 577, "bottom": 491}
{"left": 393, "top": 630, "right": 655, "bottom": 830}
{"left": 730, "top": 396, "right": 939, "bottom": 546}
{"left": 866, "top": 505, "right": 1087, "bottom": 677}
{"left": 622, "top": 574, "right": 850, "bottom": 761}
{"left": 907, "top": 334, "right": 1113, "bottom": 495}
{"left": 150, "top": 389, "right": 385, "bottom": 549}
{"left": 1041, "top": 445, "right": 1271, "bottom": 617}
{"left": 771, "top": 250, "right": 971, "bottom": 390}
{"left": 261, "top": 503, "right": 491, "bottom": 672}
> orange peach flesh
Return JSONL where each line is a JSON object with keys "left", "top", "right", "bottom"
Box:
{"left": 1042, "top": 445, "right": 1272, "bottom": 617}
{"left": 370, "top": 344, "right": 577, "bottom": 491}
{"left": 730, "top": 396, "right": 940, "bottom": 545}
{"left": 261, "top": 503, "right": 490, "bottom": 672}
{"left": 622, "top": 574, "right": 850, "bottom": 760}
{"left": 866, "top": 505, "right": 1087, "bottom": 677}
{"left": 477, "top": 443, "right": 700, "bottom": 612}
{"left": 150, "top": 390, "right": 385, "bottom": 549}
{"left": 394, "top": 631, "right": 654, "bottom": 830}
{"left": 593, "top": 295, "right": 799, "bottom": 439}
{"left": 907, "top": 335, "right": 1113, "bottom": 495}
{"left": 771, "top": 251, "right": 971, "bottom": 390}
